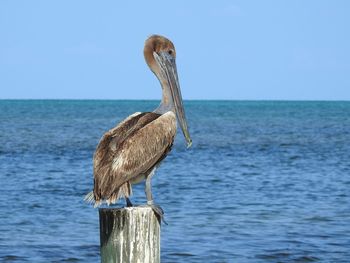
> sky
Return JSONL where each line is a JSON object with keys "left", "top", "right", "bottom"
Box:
{"left": 0, "top": 0, "right": 349, "bottom": 100}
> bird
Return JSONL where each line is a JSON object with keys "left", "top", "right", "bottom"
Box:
{"left": 85, "top": 35, "right": 192, "bottom": 218}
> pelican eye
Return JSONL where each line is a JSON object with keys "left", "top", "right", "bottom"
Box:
{"left": 168, "top": 49, "right": 174, "bottom": 55}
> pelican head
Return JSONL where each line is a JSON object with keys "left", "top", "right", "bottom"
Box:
{"left": 144, "top": 35, "right": 192, "bottom": 148}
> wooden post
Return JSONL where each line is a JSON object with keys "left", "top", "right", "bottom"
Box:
{"left": 99, "top": 206, "right": 160, "bottom": 263}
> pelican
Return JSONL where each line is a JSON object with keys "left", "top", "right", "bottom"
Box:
{"left": 85, "top": 35, "right": 192, "bottom": 217}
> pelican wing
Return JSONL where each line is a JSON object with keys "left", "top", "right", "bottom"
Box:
{"left": 93, "top": 111, "right": 176, "bottom": 200}
{"left": 93, "top": 112, "right": 142, "bottom": 170}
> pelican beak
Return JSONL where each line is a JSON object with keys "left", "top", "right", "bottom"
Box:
{"left": 154, "top": 51, "right": 192, "bottom": 148}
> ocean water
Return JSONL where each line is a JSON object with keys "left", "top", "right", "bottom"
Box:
{"left": 0, "top": 100, "right": 349, "bottom": 263}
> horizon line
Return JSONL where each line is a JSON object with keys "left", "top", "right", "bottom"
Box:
{"left": 1, "top": 98, "right": 350, "bottom": 102}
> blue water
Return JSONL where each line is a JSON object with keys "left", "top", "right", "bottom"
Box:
{"left": 0, "top": 100, "right": 350, "bottom": 262}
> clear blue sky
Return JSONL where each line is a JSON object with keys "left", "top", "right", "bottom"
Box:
{"left": 0, "top": 1, "right": 349, "bottom": 100}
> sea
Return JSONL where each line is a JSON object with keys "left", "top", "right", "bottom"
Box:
{"left": 0, "top": 100, "right": 349, "bottom": 263}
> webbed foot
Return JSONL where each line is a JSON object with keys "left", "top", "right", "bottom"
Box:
{"left": 125, "top": 197, "right": 133, "bottom": 207}
{"left": 147, "top": 201, "right": 167, "bottom": 225}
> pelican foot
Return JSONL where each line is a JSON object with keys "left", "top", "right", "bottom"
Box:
{"left": 125, "top": 198, "right": 133, "bottom": 207}
{"left": 141, "top": 202, "right": 167, "bottom": 225}
{"left": 150, "top": 203, "right": 168, "bottom": 225}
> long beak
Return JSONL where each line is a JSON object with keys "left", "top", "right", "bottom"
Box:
{"left": 154, "top": 51, "right": 192, "bottom": 148}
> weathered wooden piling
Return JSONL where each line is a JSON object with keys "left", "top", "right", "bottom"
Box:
{"left": 99, "top": 206, "right": 160, "bottom": 263}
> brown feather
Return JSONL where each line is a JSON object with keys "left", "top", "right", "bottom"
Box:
{"left": 93, "top": 111, "right": 176, "bottom": 205}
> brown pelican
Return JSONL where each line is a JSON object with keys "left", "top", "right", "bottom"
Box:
{"left": 85, "top": 35, "right": 192, "bottom": 217}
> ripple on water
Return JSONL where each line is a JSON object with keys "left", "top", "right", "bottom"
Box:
{"left": 0, "top": 255, "right": 30, "bottom": 262}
